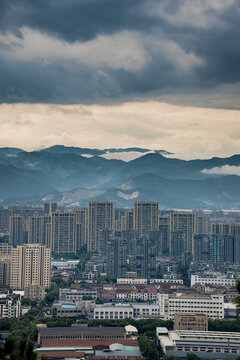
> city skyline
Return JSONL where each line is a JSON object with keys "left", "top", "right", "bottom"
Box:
{"left": 1, "top": 2, "right": 240, "bottom": 356}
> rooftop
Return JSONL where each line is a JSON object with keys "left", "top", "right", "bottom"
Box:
{"left": 39, "top": 326, "right": 126, "bottom": 335}
{"left": 41, "top": 339, "right": 139, "bottom": 348}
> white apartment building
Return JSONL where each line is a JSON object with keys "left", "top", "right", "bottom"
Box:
{"left": 130, "top": 290, "right": 159, "bottom": 302}
{"left": 191, "top": 274, "right": 236, "bottom": 287}
{"left": 94, "top": 303, "right": 160, "bottom": 320}
{"left": 0, "top": 294, "right": 21, "bottom": 319}
{"left": 158, "top": 293, "right": 224, "bottom": 320}
{"left": 117, "top": 278, "right": 147, "bottom": 285}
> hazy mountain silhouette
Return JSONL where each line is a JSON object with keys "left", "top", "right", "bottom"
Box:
{"left": 0, "top": 146, "right": 240, "bottom": 208}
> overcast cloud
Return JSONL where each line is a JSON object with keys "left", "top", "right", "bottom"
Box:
{"left": 0, "top": 101, "right": 240, "bottom": 160}
{"left": 0, "top": 0, "right": 239, "bottom": 106}
{"left": 0, "top": 1, "right": 240, "bottom": 159}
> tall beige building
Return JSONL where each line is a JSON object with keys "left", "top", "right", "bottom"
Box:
{"left": 169, "top": 212, "right": 195, "bottom": 254}
{"left": 133, "top": 201, "right": 159, "bottom": 236}
{"left": 9, "top": 215, "right": 24, "bottom": 246}
{"left": 88, "top": 201, "right": 114, "bottom": 252}
{"left": 10, "top": 244, "right": 51, "bottom": 292}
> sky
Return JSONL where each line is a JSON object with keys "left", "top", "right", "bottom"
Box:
{"left": 0, "top": 0, "right": 240, "bottom": 159}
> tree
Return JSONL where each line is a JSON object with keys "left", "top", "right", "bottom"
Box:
{"left": 95, "top": 297, "right": 104, "bottom": 304}
{"left": 186, "top": 353, "right": 200, "bottom": 360}
{"left": 0, "top": 337, "right": 36, "bottom": 360}
{"left": 138, "top": 335, "right": 159, "bottom": 360}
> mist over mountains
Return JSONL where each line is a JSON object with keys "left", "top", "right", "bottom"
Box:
{"left": 0, "top": 145, "right": 240, "bottom": 209}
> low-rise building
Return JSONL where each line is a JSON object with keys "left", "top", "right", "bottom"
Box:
{"left": 24, "top": 285, "right": 45, "bottom": 301}
{"left": 132, "top": 303, "right": 161, "bottom": 319}
{"left": 191, "top": 274, "right": 236, "bottom": 287}
{"left": 38, "top": 326, "right": 127, "bottom": 345}
{"left": 174, "top": 313, "right": 208, "bottom": 331}
{"left": 224, "top": 303, "right": 237, "bottom": 319}
{"left": 51, "top": 259, "right": 80, "bottom": 270}
{"left": 52, "top": 300, "right": 95, "bottom": 318}
{"left": 150, "top": 279, "right": 183, "bottom": 284}
{"left": 59, "top": 288, "right": 98, "bottom": 301}
{"left": 94, "top": 304, "right": 133, "bottom": 320}
{"left": 36, "top": 338, "right": 143, "bottom": 359}
{"left": 157, "top": 328, "right": 240, "bottom": 358}
{"left": 117, "top": 278, "right": 147, "bottom": 285}
{"left": 158, "top": 293, "right": 224, "bottom": 320}
{"left": 94, "top": 303, "right": 160, "bottom": 320}
{"left": 130, "top": 288, "right": 159, "bottom": 302}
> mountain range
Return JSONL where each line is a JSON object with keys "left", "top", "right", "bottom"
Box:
{"left": 0, "top": 145, "right": 240, "bottom": 209}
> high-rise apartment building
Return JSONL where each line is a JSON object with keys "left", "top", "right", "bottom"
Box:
{"left": 27, "top": 215, "right": 51, "bottom": 245}
{"left": 133, "top": 201, "right": 159, "bottom": 236}
{"left": 210, "top": 223, "right": 240, "bottom": 236}
{"left": 106, "top": 234, "right": 127, "bottom": 278}
{"left": 170, "top": 231, "right": 185, "bottom": 258}
{"left": 210, "top": 234, "right": 240, "bottom": 264}
{"left": 115, "top": 208, "right": 125, "bottom": 231}
{"left": 44, "top": 202, "right": 57, "bottom": 214}
{"left": 159, "top": 215, "right": 170, "bottom": 253}
{"left": 0, "top": 244, "right": 12, "bottom": 256}
{"left": 121, "top": 210, "right": 133, "bottom": 231}
{"left": 88, "top": 201, "right": 114, "bottom": 252}
{"left": 194, "top": 214, "right": 209, "bottom": 234}
{"left": 10, "top": 244, "right": 51, "bottom": 296}
{"left": 193, "top": 234, "right": 210, "bottom": 262}
{"left": 0, "top": 208, "right": 11, "bottom": 233}
{"left": 169, "top": 212, "right": 195, "bottom": 254}
{"left": 0, "top": 256, "right": 11, "bottom": 287}
{"left": 72, "top": 208, "right": 87, "bottom": 250}
{"left": 9, "top": 215, "right": 24, "bottom": 246}
{"left": 51, "top": 211, "right": 76, "bottom": 253}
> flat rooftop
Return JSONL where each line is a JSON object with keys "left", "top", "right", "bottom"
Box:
{"left": 39, "top": 326, "right": 126, "bottom": 335}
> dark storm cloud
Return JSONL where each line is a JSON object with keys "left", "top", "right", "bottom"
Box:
{"left": 0, "top": 0, "right": 239, "bottom": 106}
{"left": 0, "top": 0, "right": 153, "bottom": 42}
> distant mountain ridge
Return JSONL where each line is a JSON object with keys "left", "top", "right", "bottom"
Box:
{"left": 0, "top": 145, "right": 240, "bottom": 209}
{"left": 13, "top": 145, "right": 172, "bottom": 157}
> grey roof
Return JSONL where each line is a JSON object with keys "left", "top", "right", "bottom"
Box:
{"left": 39, "top": 326, "right": 126, "bottom": 335}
